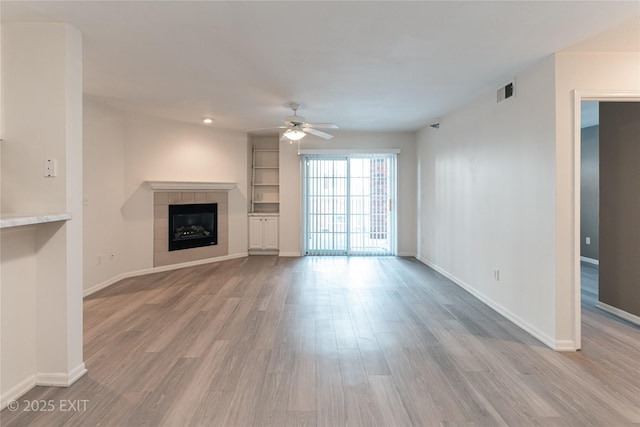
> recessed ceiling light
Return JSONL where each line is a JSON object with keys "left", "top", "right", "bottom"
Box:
{"left": 202, "top": 117, "right": 214, "bottom": 124}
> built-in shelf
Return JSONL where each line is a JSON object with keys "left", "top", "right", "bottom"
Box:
{"left": 146, "top": 181, "right": 236, "bottom": 191}
{"left": 0, "top": 213, "right": 72, "bottom": 229}
{"left": 251, "top": 138, "right": 279, "bottom": 214}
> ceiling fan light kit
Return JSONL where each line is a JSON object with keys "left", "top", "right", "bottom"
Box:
{"left": 283, "top": 127, "right": 306, "bottom": 141}
{"left": 278, "top": 102, "right": 338, "bottom": 142}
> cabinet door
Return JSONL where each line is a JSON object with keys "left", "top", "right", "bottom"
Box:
{"left": 249, "top": 217, "right": 264, "bottom": 249}
{"left": 262, "top": 217, "right": 279, "bottom": 249}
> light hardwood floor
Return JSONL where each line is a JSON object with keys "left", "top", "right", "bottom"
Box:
{"left": 2, "top": 256, "right": 640, "bottom": 426}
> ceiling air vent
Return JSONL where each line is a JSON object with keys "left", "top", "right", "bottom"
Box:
{"left": 497, "top": 81, "right": 515, "bottom": 103}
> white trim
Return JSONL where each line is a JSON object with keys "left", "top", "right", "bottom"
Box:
{"left": 580, "top": 256, "right": 599, "bottom": 266}
{"left": 66, "top": 363, "right": 88, "bottom": 386}
{"left": 555, "top": 340, "right": 577, "bottom": 352}
{"left": 36, "top": 363, "right": 87, "bottom": 387}
{"left": 278, "top": 251, "right": 301, "bottom": 257}
{"left": 146, "top": 181, "right": 236, "bottom": 191}
{"left": 596, "top": 301, "right": 640, "bottom": 327}
{"left": 249, "top": 250, "right": 279, "bottom": 256}
{"left": 0, "top": 363, "right": 87, "bottom": 409}
{"left": 572, "top": 90, "right": 640, "bottom": 351}
{"left": 398, "top": 251, "right": 417, "bottom": 257}
{"left": 416, "top": 256, "right": 572, "bottom": 351}
{"left": 83, "top": 252, "right": 248, "bottom": 297}
{"left": 298, "top": 148, "right": 401, "bottom": 155}
{"left": 1, "top": 375, "right": 36, "bottom": 410}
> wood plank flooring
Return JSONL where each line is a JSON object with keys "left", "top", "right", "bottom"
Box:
{"left": 2, "top": 256, "right": 640, "bottom": 426}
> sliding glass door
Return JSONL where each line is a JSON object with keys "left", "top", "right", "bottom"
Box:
{"left": 303, "top": 153, "right": 396, "bottom": 256}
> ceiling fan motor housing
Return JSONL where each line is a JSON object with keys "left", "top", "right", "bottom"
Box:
{"left": 285, "top": 115, "right": 305, "bottom": 125}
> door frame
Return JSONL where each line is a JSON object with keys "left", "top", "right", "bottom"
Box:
{"left": 572, "top": 90, "right": 640, "bottom": 350}
{"left": 299, "top": 148, "right": 400, "bottom": 256}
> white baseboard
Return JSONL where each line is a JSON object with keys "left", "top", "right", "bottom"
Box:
{"left": 554, "top": 340, "right": 578, "bottom": 351}
{"left": 278, "top": 251, "right": 301, "bottom": 257}
{"left": 249, "top": 250, "right": 279, "bottom": 256}
{"left": 415, "top": 256, "right": 572, "bottom": 351}
{"left": 1, "top": 363, "right": 87, "bottom": 410}
{"left": 36, "top": 362, "right": 87, "bottom": 387}
{"left": 397, "top": 251, "right": 417, "bottom": 257}
{"left": 596, "top": 301, "right": 640, "bottom": 327}
{"left": 580, "top": 256, "right": 599, "bottom": 266}
{"left": 84, "top": 252, "right": 248, "bottom": 297}
{"left": 1, "top": 375, "right": 36, "bottom": 410}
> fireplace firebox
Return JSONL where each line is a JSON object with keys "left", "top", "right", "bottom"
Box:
{"left": 168, "top": 203, "right": 218, "bottom": 251}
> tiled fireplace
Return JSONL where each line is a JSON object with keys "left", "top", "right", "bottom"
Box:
{"left": 153, "top": 191, "right": 229, "bottom": 267}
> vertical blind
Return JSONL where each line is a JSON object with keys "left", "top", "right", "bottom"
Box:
{"left": 303, "top": 153, "right": 397, "bottom": 256}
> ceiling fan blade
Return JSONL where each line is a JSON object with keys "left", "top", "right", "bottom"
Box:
{"left": 250, "top": 126, "right": 287, "bottom": 132}
{"left": 304, "top": 127, "right": 334, "bottom": 140}
{"left": 304, "top": 123, "right": 339, "bottom": 129}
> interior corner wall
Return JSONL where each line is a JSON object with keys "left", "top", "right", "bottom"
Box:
{"left": 83, "top": 96, "right": 127, "bottom": 289}
{"left": 416, "top": 55, "right": 558, "bottom": 347}
{"left": 278, "top": 131, "right": 418, "bottom": 257}
{"left": 82, "top": 103, "right": 249, "bottom": 292}
{"left": 554, "top": 51, "right": 640, "bottom": 343}
{"left": 580, "top": 125, "right": 599, "bottom": 260}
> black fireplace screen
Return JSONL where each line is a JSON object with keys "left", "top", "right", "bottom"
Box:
{"left": 168, "top": 203, "right": 218, "bottom": 251}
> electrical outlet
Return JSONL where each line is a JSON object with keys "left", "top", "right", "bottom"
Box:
{"left": 493, "top": 270, "right": 500, "bottom": 281}
{"left": 586, "top": 237, "right": 591, "bottom": 245}
{"left": 97, "top": 255, "right": 102, "bottom": 265}
{"left": 110, "top": 252, "right": 115, "bottom": 262}
{"left": 83, "top": 195, "right": 89, "bottom": 206}
{"left": 44, "top": 159, "right": 57, "bottom": 177}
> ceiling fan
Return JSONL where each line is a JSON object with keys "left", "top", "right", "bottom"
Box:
{"left": 277, "top": 103, "right": 338, "bottom": 142}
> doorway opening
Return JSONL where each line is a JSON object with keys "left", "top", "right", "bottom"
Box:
{"left": 574, "top": 91, "right": 640, "bottom": 349}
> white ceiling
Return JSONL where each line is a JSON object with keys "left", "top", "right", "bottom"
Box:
{"left": 2, "top": 1, "right": 639, "bottom": 133}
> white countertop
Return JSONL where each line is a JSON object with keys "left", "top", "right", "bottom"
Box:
{"left": 0, "top": 213, "right": 72, "bottom": 229}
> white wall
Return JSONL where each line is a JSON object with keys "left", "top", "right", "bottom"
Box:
{"left": 279, "top": 136, "right": 303, "bottom": 256}
{"left": 1, "top": 23, "right": 85, "bottom": 406}
{"left": 1, "top": 24, "right": 68, "bottom": 213}
{"left": 554, "top": 51, "right": 640, "bottom": 344}
{"left": 83, "top": 97, "right": 127, "bottom": 288}
{"left": 279, "top": 131, "right": 418, "bottom": 257}
{"left": 83, "top": 101, "right": 249, "bottom": 292}
{"left": 1, "top": 228, "right": 37, "bottom": 402}
{"left": 417, "top": 55, "right": 559, "bottom": 347}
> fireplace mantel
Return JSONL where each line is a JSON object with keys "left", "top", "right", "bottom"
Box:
{"left": 146, "top": 181, "right": 236, "bottom": 191}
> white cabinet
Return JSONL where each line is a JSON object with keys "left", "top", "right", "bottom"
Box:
{"left": 249, "top": 215, "right": 279, "bottom": 253}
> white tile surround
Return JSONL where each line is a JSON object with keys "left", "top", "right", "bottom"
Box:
{"left": 153, "top": 191, "right": 229, "bottom": 267}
